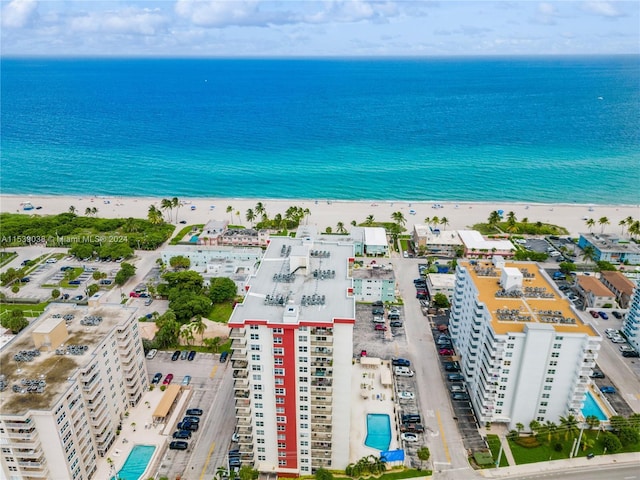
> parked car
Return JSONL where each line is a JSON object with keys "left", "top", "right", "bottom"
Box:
{"left": 180, "top": 350, "right": 189, "bottom": 360}
{"left": 447, "top": 373, "right": 465, "bottom": 381}
{"left": 622, "top": 351, "right": 639, "bottom": 358}
{"left": 177, "top": 421, "right": 199, "bottom": 431}
{"left": 372, "top": 301, "right": 384, "bottom": 307}
{"left": 374, "top": 324, "right": 387, "bottom": 331}
{"left": 612, "top": 311, "right": 622, "bottom": 319}
{"left": 186, "top": 408, "right": 203, "bottom": 416}
{"left": 171, "top": 351, "right": 180, "bottom": 361}
{"left": 444, "top": 362, "right": 460, "bottom": 372}
{"left": 392, "top": 358, "right": 411, "bottom": 367}
{"left": 129, "top": 291, "right": 140, "bottom": 298}
{"left": 372, "top": 308, "right": 384, "bottom": 315}
{"left": 183, "top": 416, "right": 200, "bottom": 424}
{"left": 73, "top": 295, "right": 83, "bottom": 301}
{"left": 163, "top": 373, "right": 174, "bottom": 385}
{"left": 99, "top": 279, "right": 112, "bottom": 285}
{"left": 390, "top": 321, "right": 403, "bottom": 328}
{"left": 394, "top": 367, "right": 414, "bottom": 377}
{"left": 605, "top": 328, "right": 618, "bottom": 338}
{"left": 173, "top": 430, "right": 192, "bottom": 439}
{"left": 589, "top": 370, "right": 605, "bottom": 379}
{"left": 619, "top": 345, "right": 635, "bottom": 353}
{"left": 398, "top": 391, "right": 415, "bottom": 400}
{"left": 611, "top": 336, "right": 626, "bottom": 344}
{"left": 589, "top": 311, "right": 600, "bottom": 318}
{"left": 219, "top": 351, "right": 229, "bottom": 363}
{"left": 69, "top": 280, "right": 81, "bottom": 285}
{"left": 439, "top": 348, "right": 455, "bottom": 356}
{"left": 400, "top": 423, "right": 424, "bottom": 433}
{"left": 402, "top": 414, "right": 421, "bottom": 424}
{"left": 372, "top": 316, "right": 385, "bottom": 323}
{"left": 401, "top": 432, "right": 419, "bottom": 442}
{"left": 182, "top": 375, "right": 192, "bottom": 386}
{"left": 451, "top": 392, "right": 470, "bottom": 401}
{"left": 600, "top": 386, "right": 616, "bottom": 394}
{"left": 598, "top": 311, "right": 609, "bottom": 320}
{"left": 151, "top": 372, "right": 162, "bottom": 384}
{"left": 146, "top": 349, "right": 158, "bottom": 360}
{"left": 188, "top": 350, "right": 196, "bottom": 361}
{"left": 449, "top": 384, "right": 466, "bottom": 392}
{"left": 169, "top": 441, "right": 188, "bottom": 450}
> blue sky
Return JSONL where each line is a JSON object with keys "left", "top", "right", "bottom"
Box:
{"left": 1, "top": 1, "right": 638, "bottom": 56}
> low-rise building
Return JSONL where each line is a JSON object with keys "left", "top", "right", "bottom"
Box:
{"left": 457, "top": 230, "right": 515, "bottom": 259}
{"left": 577, "top": 233, "right": 640, "bottom": 264}
{"left": 412, "top": 225, "right": 462, "bottom": 256}
{"left": 350, "top": 227, "right": 388, "bottom": 256}
{"left": 0, "top": 304, "right": 147, "bottom": 480}
{"left": 351, "top": 262, "right": 396, "bottom": 302}
{"left": 425, "top": 273, "right": 456, "bottom": 302}
{"left": 599, "top": 270, "right": 636, "bottom": 309}
{"left": 575, "top": 275, "right": 617, "bottom": 309}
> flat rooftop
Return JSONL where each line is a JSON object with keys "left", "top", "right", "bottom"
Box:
{"left": 351, "top": 264, "right": 395, "bottom": 280}
{"left": 581, "top": 232, "right": 640, "bottom": 254}
{"left": 0, "top": 303, "right": 137, "bottom": 415}
{"left": 229, "top": 236, "right": 355, "bottom": 325}
{"left": 460, "top": 260, "right": 595, "bottom": 336}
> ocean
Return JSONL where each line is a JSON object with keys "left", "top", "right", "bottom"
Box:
{"left": 1, "top": 56, "right": 638, "bottom": 204}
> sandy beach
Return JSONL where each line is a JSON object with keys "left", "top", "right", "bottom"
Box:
{"left": 2, "top": 194, "right": 638, "bottom": 238}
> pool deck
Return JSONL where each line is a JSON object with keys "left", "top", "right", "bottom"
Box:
{"left": 349, "top": 358, "right": 400, "bottom": 463}
{"left": 95, "top": 386, "right": 178, "bottom": 480}
{"left": 582, "top": 384, "right": 615, "bottom": 423}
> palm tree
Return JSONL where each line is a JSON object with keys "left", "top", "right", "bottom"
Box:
{"left": 585, "top": 415, "right": 600, "bottom": 430}
{"left": 365, "top": 215, "right": 375, "bottom": 226}
{"left": 303, "top": 207, "right": 311, "bottom": 225}
{"left": 172, "top": 197, "right": 180, "bottom": 222}
{"left": 161, "top": 198, "right": 173, "bottom": 221}
{"left": 68, "top": 205, "right": 76, "bottom": 214}
{"left": 581, "top": 245, "right": 596, "bottom": 263}
{"left": 431, "top": 216, "right": 440, "bottom": 228}
{"left": 416, "top": 446, "right": 430, "bottom": 469}
{"left": 336, "top": 222, "right": 346, "bottom": 234}
{"left": 628, "top": 220, "right": 640, "bottom": 240}
{"left": 488, "top": 211, "right": 502, "bottom": 228}
{"left": 507, "top": 211, "right": 517, "bottom": 224}
{"left": 246, "top": 208, "right": 255, "bottom": 226}
{"left": 351, "top": 220, "right": 357, "bottom": 226}
{"left": 515, "top": 422, "right": 525, "bottom": 435}
{"left": 91, "top": 207, "right": 98, "bottom": 216}
{"left": 191, "top": 316, "right": 207, "bottom": 344}
{"left": 619, "top": 219, "right": 628, "bottom": 235}
{"left": 180, "top": 326, "right": 194, "bottom": 346}
{"left": 585, "top": 218, "right": 595, "bottom": 232}
{"left": 235, "top": 210, "right": 241, "bottom": 224}
{"left": 273, "top": 213, "right": 283, "bottom": 229}
{"left": 226, "top": 205, "right": 234, "bottom": 222}
{"left": 559, "top": 414, "right": 579, "bottom": 440}
{"left": 424, "top": 216, "right": 431, "bottom": 225}
{"left": 391, "top": 211, "right": 406, "bottom": 226}
{"left": 440, "top": 217, "right": 449, "bottom": 229}
{"left": 545, "top": 421, "right": 557, "bottom": 442}
{"left": 85, "top": 207, "right": 92, "bottom": 216}
{"left": 147, "top": 205, "right": 163, "bottom": 225}
{"left": 255, "top": 202, "right": 265, "bottom": 217}
{"left": 529, "top": 419, "right": 541, "bottom": 435}
{"left": 598, "top": 216, "right": 610, "bottom": 233}
{"left": 204, "top": 336, "right": 222, "bottom": 353}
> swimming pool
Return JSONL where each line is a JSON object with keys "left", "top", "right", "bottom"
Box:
{"left": 582, "top": 391, "right": 608, "bottom": 421}
{"left": 189, "top": 235, "right": 199, "bottom": 243}
{"left": 365, "top": 414, "right": 391, "bottom": 451}
{"left": 113, "top": 445, "right": 156, "bottom": 480}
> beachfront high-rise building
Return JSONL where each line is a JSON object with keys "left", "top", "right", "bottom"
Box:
{"left": 0, "top": 304, "right": 147, "bottom": 480}
{"left": 449, "top": 259, "right": 601, "bottom": 429}
{"left": 228, "top": 233, "right": 355, "bottom": 477}
{"left": 622, "top": 286, "right": 640, "bottom": 352}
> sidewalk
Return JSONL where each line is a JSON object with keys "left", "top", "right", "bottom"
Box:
{"left": 477, "top": 452, "right": 640, "bottom": 478}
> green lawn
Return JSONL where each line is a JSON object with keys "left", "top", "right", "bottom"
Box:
{"left": 0, "top": 252, "right": 18, "bottom": 267}
{"left": 509, "top": 431, "right": 640, "bottom": 465}
{"left": 59, "top": 267, "right": 84, "bottom": 288}
{"left": 0, "top": 302, "right": 49, "bottom": 317}
{"left": 486, "top": 434, "right": 510, "bottom": 467}
{"left": 207, "top": 302, "right": 234, "bottom": 323}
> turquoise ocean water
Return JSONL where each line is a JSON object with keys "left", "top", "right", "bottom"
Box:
{"left": 1, "top": 56, "right": 638, "bottom": 204}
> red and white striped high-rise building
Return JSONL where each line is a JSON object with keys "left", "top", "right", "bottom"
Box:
{"left": 228, "top": 232, "right": 355, "bottom": 476}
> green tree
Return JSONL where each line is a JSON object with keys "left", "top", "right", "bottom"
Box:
{"left": 432, "top": 292, "right": 450, "bottom": 309}
{"left": 559, "top": 415, "right": 579, "bottom": 440}
{"left": 180, "top": 325, "right": 194, "bottom": 346}
{"left": 171, "top": 197, "right": 181, "bottom": 222}
{"left": 336, "top": 222, "right": 346, "bottom": 234}
{"left": 314, "top": 468, "right": 333, "bottom": 480}
{"left": 215, "top": 467, "right": 229, "bottom": 480}
{"left": 238, "top": 465, "right": 259, "bottom": 480}
{"left": 51, "top": 288, "right": 61, "bottom": 299}
{"left": 209, "top": 277, "right": 237, "bottom": 304}
{"left": 325, "top": 226, "right": 333, "bottom": 234}
{"left": 68, "top": 205, "right": 76, "bottom": 214}
{"left": 87, "top": 284, "right": 100, "bottom": 297}
{"left": 609, "top": 416, "right": 629, "bottom": 432}
{"left": 601, "top": 432, "right": 622, "bottom": 453}
{"left": 598, "top": 216, "right": 610, "bottom": 233}
{"left": 596, "top": 260, "right": 617, "bottom": 271}
{"left": 246, "top": 208, "right": 255, "bottom": 226}
{"left": 581, "top": 245, "right": 596, "bottom": 263}
{"left": 440, "top": 217, "right": 449, "bottom": 229}
{"left": 365, "top": 215, "right": 375, "bottom": 226}
{"left": 516, "top": 423, "right": 525, "bottom": 435}
{"left": 416, "top": 446, "right": 430, "bottom": 469}
{"left": 585, "top": 218, "right": 595, "bottom": 232}
{"left": 1, "top": 310, "right": 29, "bottom": 333}
{"left": 488, "top": 211, "right": 502, "bottom": 228}
{"left": 255, "top": 202, "right": 266, "bottom": 217}
{"left": 628, "top": 413, "right": 640, "bottom": 430}
{"left": 154, "top": 310, "right": 180, "bottom": 348}
{"left": 226, "top": 205, "right": 234, "bottom": 222}
{"left": 169, "top": 255, "right": 191, "bottom": 271}
{"left": 169, "top": 290, "right": 212, "bottom": 323}
{"left": 618, "top": 427, "right": 640, "bottom": 446}
{"left": 585, "top": 415, "right": 600, "bottom": 430}
{"left": 391, "top": 211, "right": 406, "bottom": 226}
{"left": 191, "top": 316, "right": 207, "bottom": 343}
{"left": 70, "top": 242, "right": 95, "bottom": 260}
{"left": 161, "top": 198, "right": 173, "bottom": 222}
{"left": 204, "top": 336, "right": 222, "bottom": 353}
{"left": 529, "top": 420, "right": 541, "bottom": 435}
{"left": 558, "top": 262, "right": 576, "bottom": 274}
{"left": 147, "top": 205, "right": 163, "bottom": 225}
{"left": 163, "top": 270, "right": 204, "bottom": 293}
{"left": 114, "top": 262, "right": 136, "bottom": 286}
{"left": 92, "top": 270, "right": 103, "bottom": 281}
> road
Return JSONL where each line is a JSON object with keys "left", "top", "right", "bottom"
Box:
{"left": 389, "top": 256, "right": 477, "bottom": 480}
{"left": 484, "top": 462, "right": 640, "bottom": 480}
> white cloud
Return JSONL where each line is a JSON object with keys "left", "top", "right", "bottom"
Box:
{"left": 1, "top": 0, "right": 38, "bottom": 28}
{"left": 582, "top": 1, "right": 624, "bottom": 18}
{"left": 68, "top": 7, "right": 167, "bottom": 35}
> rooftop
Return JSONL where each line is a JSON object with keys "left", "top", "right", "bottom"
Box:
{"left": 577, "top": 275, "right": 616, "bottom": 298}
{"left": 228, "top": 236, "right": 355, "bottom": 326}
{"left": 458, "top": 230, "right": 515, "bottom": 252}
{"left": 0, "top": 303, "right": 137, "bottom": 415}
{"left": 427, "top": 273, "right": 457, "bottom": 288}
{"left": 600, "top": 270, "right": 636, "bottom": 295}
{"left": 413, "top": 225, "right": 463, "bottom": 245}
{"left": 580, "top": 232, "right": 640, "bottom": 254}
{"left": 351, "top": 263, "right": 395, "bottom": 280}
{"left": 363, "top": 227, "right": 388, "bottom": 247}
{"left": 460, "top": 260, "right": 595, "bottom": 336}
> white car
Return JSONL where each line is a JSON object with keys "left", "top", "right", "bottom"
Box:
{"left": 605, "top": 328, "right": 618, "bottom": 337}
{"left": 611, "top": 337, "right": 626, "bottom": 344}
{"left": 619, "top": 345, "right": 634, "bottom": 352}
{"left": 401, "top": 432, "right": 419, "bottom": 442}
{"left": 46, "top": 258, "right": 57, "bottom": 263}
{"left": 394, "top": 367, "right": 414, "bottom": 377}
{"left": 398, "top": 391, "right": 415, "bottom": 400}
{"left": 146, "top": 349, "right": 157, "bottom": 360}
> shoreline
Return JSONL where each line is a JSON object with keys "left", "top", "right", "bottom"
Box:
{"left": 3, "top": 194, "right": 638, "bottom": 238}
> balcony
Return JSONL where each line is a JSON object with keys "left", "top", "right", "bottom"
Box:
{"left": 234, "top": 378, "right": 249, "bottom": 389}
{"left": 232, "top": 349, "right": 247, "bottom": 361}
{"left": 238, "top": 435, "right": 253, "bottom": 445}
{"left": 234, "top": 390, "right": 249, "bottom": 399}
{"left": 311, "top": 415, "right": 332, "bottom": 425}
{"left": 237, "top": 425, "right": 252, "bottom": 435}
{"left": 311, "top": 448, "right": 332, "bottom": 459}
{"left": 312, "top": 368, "right": 332, "bottom": 377}
{"left": 232, "top": 359, "right": 248, "bottom": 369}
{"left": 233, "top": 370, "right": 248, "bottom": 379}
{"left": 311, "top": 431, "right": 332, "bottom": 441}
{"left": 311, "top": 379, "right": 332, "bottom": 387}
{"left": 236, "top": 406, "right": 251, "bottom": 417}
{"left": 232, "top": 338, "right": 247, "bottom": 348}
{"left": 312, "top": 347, "right": 333, "bottom": 355}
{"left": 235, "top": 398, "right": 250, "bottom": 407}
{"left": 237, "top": 417, "right": 251, "bottom": 426}
{"left": 312, "top": 424, "right": 331, "bottom": 433}
{"left": 230, "top": 329, "right": 245, "bottom": 339}
{"left": 311, "top": 338, "right": 332, "bottom": 347}
{"left": 311, "top": 385, "right": 332, "bottom": 395}
{"left": 311, "top": 360, "right": 331, "bottom": 367}
{"left": 311, "top": 398, "right": 332, "bottom": 406}
{"left": 312, "top": 458, "right": 331, "bottom": 468}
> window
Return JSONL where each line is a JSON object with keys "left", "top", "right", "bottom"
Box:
{"left": 277, "top": 416, "right": 286, "bottom": 423}
{"left": 300, "top": 414, "right": 308, "bottom": 420}
{"left": 300, "top": 405, "right": 308, "bottom": 411}
{"left": 277, "top": 425, "right": 285, "bottom": 432}
{"left": 506, "top": 352, "right": 513, "bottom": 358}
{"left": 254, "top": 393, "right": 262, "bottom": 399}
{"left": 503, "top": 369, "right": 510, "bottom": 375}
{"left": 252, "top": 365, "right": 262, "bottom": 371}
{"left": 274, "top": 359, "right": 283, "bottom": 366}
{"left": 300, "top": 423, "right": 308, "bottom": 429}
{"left": 273, "top": 328, "right": 283, "bottom": 334}
{"left": 274, "top": 337, "right": 283, "bottom": 344}
{"left": 537, "top": 416, "right": 545, "bottom": 422}
{"left": 299, "top": 346, "right": 308, "bottom": 352}
{"left": 549, "top": 361, "right": 557, "bottom": 366}
{"left": 498, "top": 394, "right": 505, "bottom": 399}
{"left": 274, "top": 368, "right": 284, "bottom": 375}
{"left": 542, "top": 394, "right": 550, "bottom": 399}
{"left": 258, "top": 447, "right": 265, "bottom": 453}
{"left": 506, "top": 344, "right": 514, "bottom": 349}
{"left": 279, "top": 451, "right": 287, "bottom": 457}
{"left": 503, "top": 361, "right": 511, "bottom": 366}
{"left": 275, "top": 377, "right": 284, "bottom": 385}
{"left": 250, "top": 333, "right": 259, "bottom": 340}
{"left": 276, "top": 407, "right": 285, "bottom": 414}
{"left": 540, "top": 402, "right": 548, "bottom": 407}
{"left": 299, "top": 366, "right": 308, "bottom": 373}
{"left": 256, "top": 421, "right": 264, "bottom": 427}
{"left": 299, "top": 396, "right": 308, "bottom": 402}
{"left": 547, "top": 369, "right": 556, "bottom": 374}
{"left": 278, "top": 442, "right": 286, "bottom": 449}
{"left": 257, "top": 439, "right": 265, "bottom": 444}
{"left": 279, "top": 460, "right": 287, "bottom": 466}
{"left": 299, "top": 336, "right": 308, "bottom": 342}
{"left": 299, "top": 356, "right": 308, "bottom": 363}
{"left": 255, "top": 403, "right": 263, "bottom": 408}
{"left": 256, "top": 429, "right": 264, "bottom": 435}
{"left": 301, "top": 440, "right": 309, "bottom": 446}
{"left": 276, "top": 397, "right": 284, "bottom": 404}
{"left": 544, "top": 386, "right": 551, "bottom": 391}
{"left": 538, "top": 409, "right": 547, "bottom": 414}
{"left": 253, "top": 374, "right": 262, "bottom": 381}
{"left": 300, "top": 386, "right": 308, "bottom": 392}
{"left": 250, "top": 344, "right": 261, "bottom": 351}
{"left": 545, "top": 377, "right": 554, "bottom": 383}
{"left": 551, "top": 352, "right": 560, "bottom": 358}
{"left": 254, "top": 384, "right": 263, "bottom": 391}
{"left": 251, "top": 354, "right": 261, "bottom": 361}
{"left": 299, "top": 376, "right": 308, "bottom": 383}
{"left": 250, "top": 325, "right": 259, "bottom": 330}
{"left": 499, "top": 385, "right": 506, "bottom": 391}
{"left": 258, "top": 455, "right": 266, "bottom": 461}
{"left": 275, "top": 388, "right": 285, "bottom": 395}
{"left": 256, "top": 412, "right": 263, "bottom": 417}
{"left": 274, "top": 348, "right": 283, "bottom": 355}
{"left": 497, "top": 401, "right": 504, "bottom": 406}
{"left": 553, "top": 343, "right": 561, "bottom": 349}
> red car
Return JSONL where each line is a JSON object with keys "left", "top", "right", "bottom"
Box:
{"left": 374, "top": 324, "right": 387, "bottom": 331}
{"left": 589, "top": 311, "right": 599, "bottom": 318}
{"left": 129, "top": 291, "right": 140, "bottom": 298}
{"left": 360, "top": 350, "right": 367, "bottom": 357}
{"left": 439, "top": 348, "right": 454, "bottom": 356}
{"left": 163, "top": 373, "right": 174, "bottom": 385}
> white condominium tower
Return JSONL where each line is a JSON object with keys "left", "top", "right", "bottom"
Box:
{"left": 449, "top": 258, "right": 601, "bottom": 429}
{"left": 622, "top": 285, "right": 640, "bottom": 352}
{"left": 0, "top": 304, "right": 148, "bottom": 480}
{"left": 228, "top": 233, "right": 355, "bottom": 476}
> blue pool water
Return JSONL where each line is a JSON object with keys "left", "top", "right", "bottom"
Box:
{"left": 189, "top": 235, "right": 199, "bottom": 243}
{"left": 582, "top": 391, "right": 608, "bottom": 421}
{"left": 113, "top": 445, "right": 156, "bottom": 480}
{"left": 365, "top": 414, "right": 391, "bottom": 451}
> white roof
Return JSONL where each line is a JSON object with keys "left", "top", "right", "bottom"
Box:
{"left": 458, "top": 230, "right": 515, "bottom": 252}
{"left": 427, "top": 273, "right": 456, "bottom": 289}
{"left": 364, "top": 227, "right": 387, "bottom": 247}
{"left": 413, "top": 225, "right": 462, "bottom": 245}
